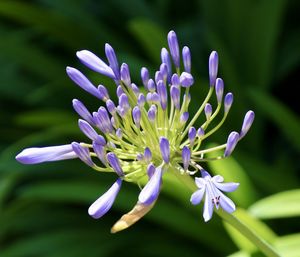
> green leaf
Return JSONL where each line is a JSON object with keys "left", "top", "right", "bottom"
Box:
{"left": 274, "top": 233, "right": 300, "bottom": 257}
{"left": 249, "top": 189, "right": 300, "bottom": 219}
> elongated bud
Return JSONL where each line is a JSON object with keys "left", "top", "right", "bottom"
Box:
{"left": 204, "top": 103, "right": 213, "bottom": 120}
{"left": 159, "top": 137, "right": 170, "bottom": 163}
{"left": 131, "top": 83, "right": 140, "bottom": 96}
{"left": 197, "top": 127, "right": 205, "bottom": 137}
{"left": 116, "top": 85, "right": 124, "bottom": 98}
{"left": 215, "top": 78, "right": 224, "bottom": 103}
{"left": 106, "top": 99, "right": 116, "bottom": 115}
{"left": 168, "top": 30, "right": 180, "bottom": 68}
{"left": 171, "top": 74, "right": 180, "bottom": 87}
{"left": 182, "top": 46, "right": 191, "bottom": 73}
{"left": 120, "top": 63, "right": 131, "bottom": 86}
{"left": 148, "top": 105, "right": 157, "bottom": 122}
{"left": 224, "top": 132, "right": 239, "bottom": 157}
{"left": 180, "top": 72, "right": 194, "bottom": 87}
{"left": 119, "top": 93, "right": 130, "bottom": 114}
{"left": 141, "top": 67, "right": 149, "bottom": 89}
{"left": 161, "top": 48, "right": 172, "bottom": 79}
{"left": 94, "top": 107, "right": 113, "bottom": 133}
{"left": 180, "top": 112, "right": 189, "bottom": 124}
{"left": 138, "top": 93, "right": 145, "bottom": 107}
{"left": 116, "top": 128, "right": 123, "bottom": 138}
{"left": 209, "top": 51, "right": 218, "bottom": 86}
{"left": 72, "top": 99, "right": 94, "bottom": 124}
{"left": 78, "top": 119, "right": 106, "bottom": 145}
{"left": 71, "top": 142, "right": 94, "bottom": 167}
{"left": 98, "top": 85, "right": 110, "bottom": 101}
{"left": 132, "top": 106, "right": 141, "bottom": 128}
{"left": 224, "top": 93, "right": 233, "bottom": 113}
{"left": 76, "top": 50, "right": 115, "bottom": 79}
{"left": 147, "top": 79, "right": 156, "bottom": 92}
{"left": 66, "top": 67, "right": 102, "bottom": 99}
{"left": 147, "top": 163, "right": 155, "bottom": 178}
{"left": 170, "top": 85, "right": 180, "bottom": 109}
{"left": 105, "top": 43, "right": 120, "bottom": 80}
{"left": 88, "top": 178, "right": 122, "bottom": 219}
{"left": 107, "top": 152, "right": 124, "bottom": 176}
{"left": 160, "top": 63, "right": 168, "bottom": 81}
{"left": 146, "top": 92, "right": 160, "bottom": 104}
{"left": 157, "top": 80, "right": 168, "bottom": 110}
{"left": 188, "top": 127, "right": 197, "bottom": 144}
{"left": 155, "top": 71, "right": 163, "bottom": 84}
{"left": 92, "top": 142, "right": 107, "bottom": 165}
{"left": 144, "top": 147, "right": 152, "bottom": 163}
{"left": 240, "top": 111, "right": 255, "bottom": 139}
{"left": 182, "top": 146, "right": 191, "bottom": 171}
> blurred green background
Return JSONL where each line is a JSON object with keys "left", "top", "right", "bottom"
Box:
{"left": 0, "top": 0, "right": 299, "bottom": 256}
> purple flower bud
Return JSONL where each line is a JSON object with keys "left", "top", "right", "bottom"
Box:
{"left": 167, "top": 30, "right": 180, "bottom": 68}
{"left": 131, "top": 83, "right": 140, "bottom": 96}
{"left": 182, "top": 46, "right": 191, "bottom": 73}
{"left": 215, "top": 78, "right": 224, "bottom": 103}
{"left": 132, "top": 106, "right": 141, "bottom": 128}
{"left": 120, "top": 63, "right": 131, "bottom": 86}
{"left": 116, "top": 128, "right": 123, "bottom": 138}
{"left": 224, "top": 93, "right": 234, "bottom": 113}
{"left": 106, "top": 99, "right": 116, "bottom": 115}
{"left": 139, "top": 167, "right": 163, "bottom": 205}
{"left": 98, "top": 85, "right": 110, "bottom": 101}
{"left": 144, "top": 147, "right": 152, "bottom": 163}
{"left": 204, "top": 103, "right": 213, "bottom": 120}
{"left": 240, "top": 111, "right": 255, "bottom": 139}
{"left": 147, "top": 79, "right": 156, "bottom": 92}
{"left": 148, "top": 105, "right": 157, "bottom": 122}
{"left": 141, "top": 67, "right": 149, "bottom": 89}
{"left": 105, "top": 43, "right": 120, "bottom": 80}
{"left": 72, "top": 99, "right": 94, "bottom": 124}
{"left": 159, "top": 137, "right": 170, "bottom": 163}
{"left": 111, "top": 116, "right": 118, "bottom": 129}
{"left": 136, "top": 153, "right": 144, "bottom": 161}
{"left": 106, "top": 152, "right": 124, "bottom": 176}
{"left": 170, "top": 85, "right": 180, "bottom": 109}
{"left": 118, "top": 93, "right": 130, "bottom": 114}
{"left": 171, "top": 74, "right": 180, "bottom": 87}
{"left": 78, "top": 119, "right": 106, "bottom": 145}
{"left": 180, "top": 72, "right": 194, "bottom": 87}
{"left": 138, "top": 93, "right": 146, "bottom": 107}
{"left": 188, "top": 127, "right": 197, "bottom": 144}
{"left": 224, "top": 132, "right": 239, "bottom": 157}
{"left": 182, "top": 146, "right": 191, "bottom": 171}
{"left": 209, "top": 51, "right": 218, "bottom": 86}
{"left": 71, "top": 142, "right": 94, "bottom": 167}
{"left": 76, "top": 50, "right": 115, "bottom": 79}
{"left": 92, "top": 142, "right": 107, "bottom": 165}
{"left": 88, "top": 178, "right": 122, "bottom": 219}
{"left": 146, "top": 92, "right": 160, "bottom": 104}
{"left": 180, "top": 112, "right": 189, "bottom": 124}
{"left": 116, "top": 85, "right": 124, "bottom": 98}
{"left": 197, "top": 127, "right": 205, "bottom": 137}
{"left": 16, "top": 144, "right": 76, "bottom": 164}
{"left": 147, "top": 163, "right": 156, "bottom": 178}
{"left": 155, "top": 71, "right": 163, "bottom": 84}
{"left": 157, "top": 80, "right": 168, "bottom": 110}
{"left": 93, "top": 107, "right": 113, "bottom": 134}
{"left": 161, "top": 48, "right": 172, "bottom": 80}
{"left": 160, "top": 63, "right": 168, "bottom": 81}
{"left": 66, "top": 67, "right": 102, "bottom": 99}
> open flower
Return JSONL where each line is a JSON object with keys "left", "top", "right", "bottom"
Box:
{"left": 16, "top": 30, "right": 254, "bottom": 232}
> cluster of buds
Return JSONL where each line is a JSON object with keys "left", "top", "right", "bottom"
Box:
{"left": 16, "top": 30, "right": 254, "bottom": 232}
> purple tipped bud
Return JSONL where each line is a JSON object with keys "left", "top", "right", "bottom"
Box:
{"left": 119, "top": 93, "right": 130, "bottom": 113}
{"left": 139, "top": 167, "right": 163, "bottom": 205}
{"left": 209, "top": 51, "right": 218, "bottom": 86}
{"left": 71, "top": 142, "right": 94, "bottom": 167}
{"left": 148, "top": 105, "right": 157, "bottom": 122}
{"left": 120, "top": 63, "right": 131, "bottom": 86}
{"left": 72, "top": 99, "right": 94, "bottom": 124}
{"left": 131, "top": 83, "right": 140, "bottom": 96}
{"left": 182, "top": 46, "right": 191, "bottom": 73}
{"left": 136, "top": 153, "right": 143, "bottom": 161}
{"left": 88, "top": 178, "right": 122, "bottom": 219}
{"left": 180, "top": 112, "right": 189, "bottom": 124}
{"left": 147, "top": 163, "right": 156, "bottom": 178}
{"left": 155, "top": 71, "right": 163, "bottom": 84}
{"left": 197, "top": 127, "right": 205, "bottom": 137}
{"left": 144, "top": 147, "right": 152, "bottom": 163}
{"left": 106, "top": 99, "right": 116, "bottom": 115}
{"left": 105, "top": 43, "right": 120, "bottom": 80}
{"left": 224, "top": 132, "right": 239, "bottom": 157}
{"left": 160, "top": 63, "right": 168, "bottom": 81}
{"left": 92, "top": 142, "right": 107, "bottom": 165}
{"left": 180, "top": 72, "right": 194, "bottom": 87}
{"left": 147, "top": 79, "right": 156, "bottom": 92}
{"left": 182, "top": 146, "right": 191, "bottom": 170}
{"left": 66, "top": 67, "right": 102, "bottom": 99}
{"left": 78, "top": 119, "right": 106, "bottom": 145}
{"left": 141, "top": 67, "right": 149, "bottom": 89}
{"left": 107, "top": 152, "right": 124, "bottom": 176}
{"left": 224, "top": 93, "right": 234, "bottom": 113}
{"left": 98, "top": 85, "right": 110, "bottom": 101}
{"left": 15, "top": 144, "right": 76, "bottom": 164}
{"left": 161, "top": 48, "right": 172, "bottom": 80}
{"left": 240, "top": 111, "right": 255, "bottom": 139}
{"left": 215, "top": 78, "right": 224, "bottom": 103}
{"left": 93, "top": 107, "right": 113, "bottom": 134}
{"left": 132, "top": 106, "right": 141, "bottom": 128}
{"left": 116, "top": 85, "right": 124, "bottom": 98}
{"left": 157, "top": 80, "right": 168, "bottom": 110}
{"left": 76, "top": 50, "right": 115, "bottom": 79}
{"left": 138, "top": 93, "right": 146, "bottom": 107}
{"left": 167, "top": 30, "right": 180, "bottom": 68}
{"left": 170, "top": 85, "right": 180, "bottom": 109}
{"left": 116, "top": 128, "right": 123, "bottom": 138}
{"left": 188, "top": 127, "right": 197, "bottom": 144}
{"left": 111, "top": 116, "right": 118, "bottom": 129}
{"left": 159, "top": 137, "right": 170, "bottom": 163}
{"left": 204, "top": 103, "right": 213, "bottom": 120}
{"left": 171, "top": 74, "right": 180, "bottom": 87}
{"left": 147, "top": 92, "right": 160, "bottom": 104}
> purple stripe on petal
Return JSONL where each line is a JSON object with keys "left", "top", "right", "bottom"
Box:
{"left": 157, "top": 80, "right": 168, "bottom": 110}
{"left": 106, "top": 152, "right": 124, "bottom": 176}
{"left": 159, "top": 137, "right": 170, "bottom": 163}
{"left": 167, "top": 30, "right": 180, "bottom": 68}
{"left": 190, "top": 187, "right": 205, "bottom": 205}
{"left": 71, "top": 142, "right": 94, "bottom": 167}
{"left": 147, "top": 163, "right": 156, "bottom": 178}
{"left": 72, "top": 99, "right": 94, "bottom": 124}
{"left": 105, "top": 43, "right": 120, "bottom": 80}
{"left": 92, "top": 142, "right": 107, "bottom": 165}
{"left": 219, "top": 191, "right": 236, "bottom": 213}
{"left": 78, "top": 119, "right": 106, "bottom": 145}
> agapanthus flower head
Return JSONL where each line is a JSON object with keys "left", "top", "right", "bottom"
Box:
{"left": 16, "top": 30, "right": 254, "bottom": 232}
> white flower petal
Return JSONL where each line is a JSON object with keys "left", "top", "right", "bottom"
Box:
{"left": 195, "top": 177, "right": 206, "bottom": 188}
{"left": 214, "top": 182, "right": 239, "bottom": 192}
{"left": 190, "top": 187, "right": 205, "bottom": 205}
{"left": 219, "top": 191, "right": 236, "bottom": 213}
{"left": 203, "top": 188, "right": 213, "bottom": 222}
